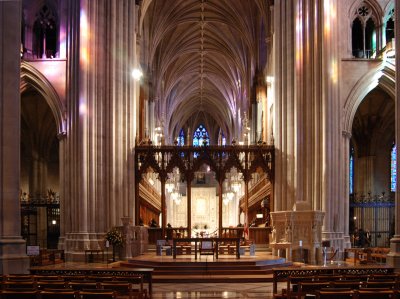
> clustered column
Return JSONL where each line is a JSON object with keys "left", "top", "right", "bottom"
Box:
{"left": 63, "top": 0, "right": 138, "bottom": 260}
{"left": 273, "top": 0, "right": 342, "bottom": 246}
{"left": 387, "top": 0, "right": 400, "bottom": 268}
{"left": 0, "top": 0, "right": 30, "bottom": 273}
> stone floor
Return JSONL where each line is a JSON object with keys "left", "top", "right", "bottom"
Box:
{"left": 152, "top": 282, "right": 284, "bottom": 298}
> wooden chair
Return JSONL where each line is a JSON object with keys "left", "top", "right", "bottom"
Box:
{"left": 359, "top": 288, "right": 394, "bottom": 292}
{"left": 296, "top": 281, "right": 331, "bottom": 299}
{"left": 199, "top": 240, "right": 215, "bottom": 258}
{"left": 317, "top": 289, "right": 354, "bottom": 299}
{"left": 100, "top": 282, "right": 133, "bottom": 299}
{"left": 331, "top": 280, "right": 363, "bottom": 289}
{"left": 0, "top": 289, "right": 39, "bottom": 299}
{"left": 80, "top": 289, "right": 117, "bottom": 299}
{"left": 5, "top": 275, "right": 33, "bottom": 281}
{"left": 40, "top": 290, "right": 77, "bottom": 299}
{"left": 287, "top": 276, "right": 315, "bottom": 298}
{"left": 356, "top": 289, "right": 396, "bottom": 299}
{"left": 61, "top": 275, "right": 87, "bottom": 282}
{"left": 113, "top": 275, "right": 144, "bottom": 292}
{"left": 2, "top": 281, "right": 37, "bottom": 289}
{"left": 369, "top": 274, "right": 399, "bottom": 281}
{"left": 86, "top": 276, "right": 115, "bottom": 282}
{"left": 67, "top": 281, "right": 98, "bottom": 290}
{"left": 363, "top": 281, "right": 396, "bottom": 289}
{"left": 344, "top": 275, "right": 369, "bottom": 281}
{"left": 36, "top": 281, "right": 67, "bottom": 290}
{"left": 33, "top": 276, "right": 61, "bottom": 281}
{"left": 316, "top": 275, "right": 343, "bottom": 282}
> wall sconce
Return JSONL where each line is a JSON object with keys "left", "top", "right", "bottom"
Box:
{"left": 265, "top": 76, "right": 274, "bottom": 85}
{"left": 132, "top": 68, "right": 143, "bottom": 81}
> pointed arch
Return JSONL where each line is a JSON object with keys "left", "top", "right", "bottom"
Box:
{"left": 343, "top": 60, "right": 395, "bottom": 133}
{"left": 349, "top": 0, "right": 383, "bottom": 24}
{"left": 20, "top": 61, "right": 66, "bottom": 136}
{"left": 193, "top": 124, "right": 210, "bottom": 147}
{"left": 383, "top": 0, "right": 395, "bottom": 22}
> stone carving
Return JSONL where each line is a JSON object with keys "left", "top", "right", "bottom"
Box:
{"left": 271, "top": 226, "right": 276, "bottom": 243}
{"left": 270, "top": 209, "right": 325, "bottom": 264}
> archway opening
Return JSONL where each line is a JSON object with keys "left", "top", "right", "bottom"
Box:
{"left": 20, "top": 87, "right": 60, "bottom": 249}
{"left": 349, "top": 86, "right": 394, "bottom": 248}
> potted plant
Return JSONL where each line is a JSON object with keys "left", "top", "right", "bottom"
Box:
{"left": 105, "top": 227, "right": 123, "bottom": 261}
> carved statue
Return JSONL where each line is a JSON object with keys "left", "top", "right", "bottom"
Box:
{"left": 285, "top": 225, "right": 292, "bottom": 243}
{"left": 271, "top": 226, "right": 276, "bottom": 243}
{"left": 312, "top": 223, "right": 318, "bottom": 242}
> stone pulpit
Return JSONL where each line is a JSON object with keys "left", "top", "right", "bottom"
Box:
{"left": 119, "top": 217, "right": 148, "bottom": 259}
{"left": 270, "top": 202, "right": 324, "bottom": 264}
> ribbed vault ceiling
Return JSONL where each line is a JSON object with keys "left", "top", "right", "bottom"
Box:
{"left": 139, "top": 0, "right": 270, "bottom": 142}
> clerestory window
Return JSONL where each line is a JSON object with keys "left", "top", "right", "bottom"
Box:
{"left": 351, "top": 3, "right": 377, "bottom": 59}
{"left": 33, "top": 5, "right": 58, "bottom": 59}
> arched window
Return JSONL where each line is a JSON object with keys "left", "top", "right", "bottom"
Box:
{"left": 350, "top": 146, "right": 354, "bottom": 194}
{"left": 193, "top": 125, "right": 209, "bottom": 147}
{"left": 385, "top": 8, "right": 395, "bottom": 44}
{"left": 33, "top": 5, "right": 58, "bottom": 59}
{"left": 365, "top": 18, "right": 376, "bottom": 58}
{"left": 351, "top": 2, "right": 377, "bottom": 58}
{"left": 218, "top": 129, "right": 226, "bottom": 146}
{"left": 177, "top": 129, "right": 185, "bottom": 146}
{"left": 352, "top": 18, "right": 363, "bottom": 58}
{"left": 391, "top": 143, "right": 396, "bottom": 192}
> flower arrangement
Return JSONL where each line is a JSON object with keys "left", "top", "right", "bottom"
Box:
{"left": 105, "top": 227, "right": 124, "bottom": 247}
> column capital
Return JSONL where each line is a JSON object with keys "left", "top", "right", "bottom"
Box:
{"left": 342, "top": 130, "right": 352, "bottom": 139}
{"left": 57, "top": 131, "right": 67, "bottom": 140}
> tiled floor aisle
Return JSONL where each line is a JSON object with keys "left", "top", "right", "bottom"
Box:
{"left": 152, "top": 282, "right": 285, "bottom": 298}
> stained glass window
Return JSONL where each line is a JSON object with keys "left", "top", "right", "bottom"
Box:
{"left": 350, "top": 147, "right": 354, "bottom": 194}
{"left": 222, "top": 132, "right": 226, "bottom": 146}
{"left": 391, "top": 144, "right": 396, "bottom": 192}
{"left": 193, "top": 125, "right": 209, "bottom": 147}
{"left": 178, "top": 129, "right": 185, "bottom": 146}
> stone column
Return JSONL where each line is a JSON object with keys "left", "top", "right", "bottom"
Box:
{"left": 187, "top": 177, "right": 192, "bottom": 237}
{"left": 58, "top": 134, "right": 67, "bottom": 250}
{"left": 273, "top": 0, "right": 342, "bottom": 248}
{"left": 148, "top": 100, "right": 155, "bottom": 142}
{"left": 387, "top": 0, "right": 400, "bottom": 269}
{"left": 341, "top": 131, "right": 352, "bottom": 249}
{"left": 0, "top": 0, "right": 30, "bottom": 273}
{"left": 273, "top": 0, "right": 296, "bottom": 211}
{"left": 57, "top": 0, "right": 81, "bottom": 253}
{"left": 218, "top": 181, "right": 223, "bottom": 237}
{"left": 63, "top": 0, "right": 137, "bottom": 260}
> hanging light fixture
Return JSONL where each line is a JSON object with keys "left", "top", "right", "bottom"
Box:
{"left": 166, "top": 168, "right": 180, "bottom": 193}
{"left": 165, "top": 181, "right": 174, "bottom": 193}
{"left": 222, "top": 184, "right": 235, "bottom": 205}
{"left": 223, "top": 194, "right": 229, "bottom": 205}
{"left": 231, "top": 178, "right": 241, "bottom": 193}
{"left": 170, "top": 191, "right": 182, "bottom": 205}
{"left": 226, "top": 190, "right": 235, "bottom": 201}
{"left": 230, "top": 168, "right": 242, "bottom": 193}
{"left": 171, "top": 191, "right": 179, "bottom": 201}
{"left": 175, "top": 194, "right": 182, "bottom": 205}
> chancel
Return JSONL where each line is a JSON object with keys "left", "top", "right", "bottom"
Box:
{"left": 0, "top": 0, "right": 400, "bottom": 298}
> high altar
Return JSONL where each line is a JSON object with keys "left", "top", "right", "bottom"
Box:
{"left": 270, "top": 202, "right": 324, "bottom": 264}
